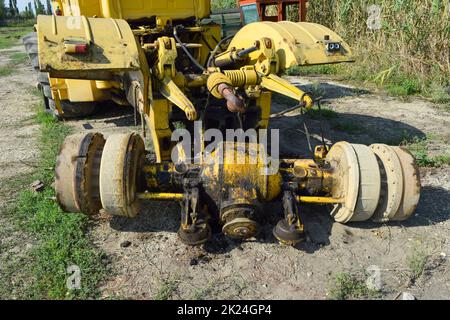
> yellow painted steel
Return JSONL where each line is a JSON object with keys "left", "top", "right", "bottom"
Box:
{"left": 260, "top": 74, "right": 313, "bottom": 109}
{"left": 148, "top": 99, "right": 173, "bottom": 162}
{"left": 37, "top": 15, "right": 141, "bottom": 76}
{"left": 37, "top": 14, "right": 143, "bottom": 104}
{"left": 48, "top": 78, "right": 110, "bottom": 102}
{"left": 297, "top": 196, "right": 345, "bottom": 204}
{"left": 137, "top": 193, "right": 184, "bottom": 201}
{"left": 100, "top": 0, "right": 211, "bottom": 21}
{"left": 202, "top": 142, "right": 283, "bottom": 202}
{"left": 37, "top": 2, "right": 357, "bottom": 165}
{"left": 154, "top": 37, "right": 198, "bottom": 121}
{"left": 256, "top": 91, "right": 272, "bottom": 129}
{"left": 229, "top": 21, "right": 354, "bottom": 71}
{"left": 54, "top": 0, "right": 210, "bottom": 20}
{"left": 207, "top": 67, "right": 313, "bottom": 109}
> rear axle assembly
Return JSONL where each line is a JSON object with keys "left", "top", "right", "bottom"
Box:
{"left": 55, "top": 132, "right": 421, "bottom": 246}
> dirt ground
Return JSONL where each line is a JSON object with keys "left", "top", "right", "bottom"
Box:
{"left": 1, "top": 44, "right": 449, "bottom": 300}
{"left": 0, "top": 44, "right": 41, "bottom": 291}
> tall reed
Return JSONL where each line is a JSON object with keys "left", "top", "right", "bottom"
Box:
{"left": 307, "top": 0, "right": 450, "bottom": 92}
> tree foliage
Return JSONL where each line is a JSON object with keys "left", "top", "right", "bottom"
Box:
{"left": 34, "top": 0, "right": 45, "bottom": 15}
{"left": 0, "top": 0, "right": 6, "bottom": 19}
{"left": 211, "top": 0, "right": 238, "bottom": 10}
{"left": 45, "top": 0, "right": 51, "bottom": 14}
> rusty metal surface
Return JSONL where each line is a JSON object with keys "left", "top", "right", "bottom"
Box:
{"left": 55, "top": 134, "right": 85, "bottom": 213}
{"left": 222, "top": 217, "right": 259, "bottom": 240}
{"left": 370, "top": 144, "right": 404, "bottom": 223}
{"left": 37, "top": 15, "right": 141, "bottom": 77}
{"left": 55, "top": 133, "right": 105, "bottom": 214}
{"left": 390, "top": 147, "right": 421, "bottom": 221}
{"left": 75, "top": 133, "right": 105, "bottom": 215}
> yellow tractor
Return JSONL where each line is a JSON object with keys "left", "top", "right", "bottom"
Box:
{"left": 35, "top": 0, "right": 420, "bottom": 245}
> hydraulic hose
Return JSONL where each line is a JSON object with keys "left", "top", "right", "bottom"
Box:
{"left": 173, "top": 25, "right": 206, "bottom": 73}
{"left": 207, "top": 34, "right": 235, "bottom": 68}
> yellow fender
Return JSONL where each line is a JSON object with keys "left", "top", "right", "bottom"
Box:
{"left": 36, "top": 15, "right": 141, "bottom": 79}
{"left": 229, "top": 21, "right": 354, "bottom": 72}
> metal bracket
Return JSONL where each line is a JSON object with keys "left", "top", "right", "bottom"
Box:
{"left": 273, "top": 190, "right": 305, "bottom": 246}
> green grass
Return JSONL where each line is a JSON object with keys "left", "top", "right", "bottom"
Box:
{"left": 307, "top": 1, "right": 449, "bottom": 100}
{"left": 307, "top": 106, "right": 338, "bottom": 120}
{"left": 154, "top": 278, "right": 179, "bottom": 300}
{"left": 9, "top": 52, "right": 28, "bottom": 64}
{"left": 286, "top": 64, "right": 339, "bottom": 76}
{"left": 386, "top": 77, "right": 421, "bottom": 97}
{"left": 0, "top": 65, "right": 13, "bottom": 77}
{"left": 0, "top": 27, "right": 32, "bottom": 49}
{"left": 1, "top": 109, "right": 107, "bottom": 299}
{"left": 407, "top": 248, "right": 428, "bottom": 282}
{"left": 0, "top": 52, "right": 31, "bottom": 78}
{"left": 429, "top": 82, "right": 450, "bottom": 105}
{"left": 402, "top": 136, "right": 450, "bottom": 167}
{"left": 192, "top": 281, "right": 215, "bottom": 300}
{"left": 328, "top": 272, "right": 380, "bottom": 300}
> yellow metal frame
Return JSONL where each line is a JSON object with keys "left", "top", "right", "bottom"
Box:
{"left": 36, "top": 6, "right": 355, "bottom": 163}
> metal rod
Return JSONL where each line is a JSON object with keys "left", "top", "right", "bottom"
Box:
{"left": 137, "top": 193, "right": 184, "bottom": 201}
{"left": 297, "top": 196, "right": 344, "bottom": 204}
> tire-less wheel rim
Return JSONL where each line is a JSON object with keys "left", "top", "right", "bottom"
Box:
{"left": 99, "top": 133, "right": 145, "bottom": 218}
{"left": 55, "top": 133, "right": 105, "bottom": 214}
{"left": 390, "top": 147, "right": 421, "bottom": 221}
{"left": 370, "top": 144, "right": 404, "bottom": 223}
{"left": 350, "top": 144, "right": 382, "bottom": 222}
{"left": 327, "top": 142, "right": 360, "bottom": 223}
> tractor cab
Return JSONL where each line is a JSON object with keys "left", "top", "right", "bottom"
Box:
{"left": 238, "top": 0, "right": 308, "bottom": 25}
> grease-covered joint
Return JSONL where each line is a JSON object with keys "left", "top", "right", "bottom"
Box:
{"left": 207, "top": 72, "right": 246, "bottom": 113}
{"left": 218, "top": 83, "right": 246, "bottom": 113}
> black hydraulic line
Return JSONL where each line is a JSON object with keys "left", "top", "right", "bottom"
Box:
{"left": 207, "top": 34, "right": 235, "bottom": 68}
{"left": 173, "top": 25, "right": 206, "bottom": 72}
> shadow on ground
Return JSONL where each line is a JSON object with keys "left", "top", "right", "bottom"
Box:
{"left": 270, "top": 110, "right": 426, "bottom": 158}
{"left": 283, "top": 80, "right": 370, "bottom": 100}
{"left": 79, "top": 102, "right": 136, "bottom": 128}
{"left": 107, "top": 183, "right": 450, "bottom": 255}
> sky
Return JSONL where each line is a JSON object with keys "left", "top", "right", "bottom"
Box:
{"left": 17, "top": 0, "right": 36, "bottom": 11}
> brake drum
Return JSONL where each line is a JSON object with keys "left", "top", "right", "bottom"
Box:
{"left": 326, "top": 142, "right": 360, "bottom": 223}
{"left": 350, "top": 144, "right": 382, "bottom": 222}
{"left": 99, "top": 133, "right": 145, "bottom": 218}
{"left": 390, "top": 147, "right": 421, "bottom": 221}
{"left": 370, "top": 144, "right": 404, "bottom": 223}
{"left": 55, "top": 133, "right": 105, "bottom": 215}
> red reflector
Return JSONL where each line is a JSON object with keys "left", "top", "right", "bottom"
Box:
{"left": 75, "top": 44, "right": 88, "bottom": 53}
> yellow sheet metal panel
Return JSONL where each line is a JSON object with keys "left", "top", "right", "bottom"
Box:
{"left": 100, "top": 0, "right": 211, "bottom": 20}
{"left": 60, "top": 0, "right": 101, "bottom": 17}
{"left": 229, "top": 21, "right": 354, "bottom": 71}
{"left": 37, "top": 15, "right": 141, "bottom": 78}
{"left": 65, "top": 79, "right": 110, "bottom": 101}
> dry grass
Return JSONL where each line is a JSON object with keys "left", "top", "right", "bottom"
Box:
{"left": 212, "top": 0, "right": 449, "bottom": 100}
{"left": 306, "top": 0, "right": 450, "bottom": 98}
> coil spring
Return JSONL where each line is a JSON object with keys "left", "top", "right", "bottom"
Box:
{"left": 224, "top": 70, "right": 246, "bottom": 87}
